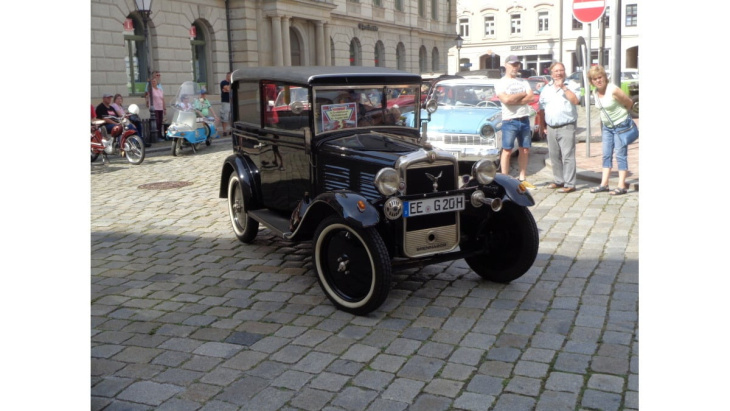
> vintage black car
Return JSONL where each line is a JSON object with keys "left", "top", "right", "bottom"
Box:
{"left": 220, "top": 66, "right": 539, "bottom": 315}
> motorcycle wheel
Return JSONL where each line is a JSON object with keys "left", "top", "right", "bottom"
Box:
{"left": 91, "top": 129, "right": 103, "bottom": 162}
{"left": 124, "top": 135, "right": 145, "bottom": 165}
{"left": 171, "top": 138, "right": 183, "bottom": 157}
{"left": 91, "top": 150, "right": 99, "bottom": 163}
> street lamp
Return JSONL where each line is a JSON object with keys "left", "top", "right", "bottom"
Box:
{"left": 134, "top": 0, "right": 154, "bottom": 82}
{"left": 455, "top": 34, "right": 463, "bottom": 74}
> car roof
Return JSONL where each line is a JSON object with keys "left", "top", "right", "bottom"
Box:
{"left": 231, "top": 66, "right": 422, "bottom": 86}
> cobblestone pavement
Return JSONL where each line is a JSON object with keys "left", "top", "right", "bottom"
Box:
{"left": 91, "top": 141, "right": 638, "bottom": 411}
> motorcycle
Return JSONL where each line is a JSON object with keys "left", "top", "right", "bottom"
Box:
{"left": 166, "top": 81, "right": 219, "bottom": 156}
{"left": 91, "top": 104, "right": 146, "bottom": 165}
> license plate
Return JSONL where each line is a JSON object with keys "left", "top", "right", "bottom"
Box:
{"left": 404, "top": 195, "right": 465, "bottom": 217}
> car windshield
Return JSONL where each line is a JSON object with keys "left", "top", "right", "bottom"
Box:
{"left": 313, "top": 84, "right": 421, "bottom": 134}
{"left": 432, "top": 84, "right": 497, "bottom": 107}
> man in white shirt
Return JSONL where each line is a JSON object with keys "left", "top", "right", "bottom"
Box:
{"left": 538, "top": 62, "right": 580, "bottom": 193}
{"left": 496, "top": 55, "right": 534, "bottom": 186}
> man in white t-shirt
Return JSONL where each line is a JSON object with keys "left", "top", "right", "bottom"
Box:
{"left": 496, "top": 55, "right": 534, "bottom": 186}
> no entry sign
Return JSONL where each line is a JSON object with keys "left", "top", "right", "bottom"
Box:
{"left": 572, "top": 0, "right": 606, "bottom": 24}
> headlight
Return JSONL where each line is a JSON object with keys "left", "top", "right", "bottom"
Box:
{"left": 480, "top": 125, "right": 495, "bottom": 139}
{"left": 374, "top": 168, "right": 401, "bottom": 196}
{"left": 472, "top": 159, "right": 497, "bottom": 185}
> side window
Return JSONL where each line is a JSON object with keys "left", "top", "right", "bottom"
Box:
{"left": 236, "top": 81, "right": 260, "bottom": 125}
{"left": 263, "top": 82, "right": 309, "bottom": 132}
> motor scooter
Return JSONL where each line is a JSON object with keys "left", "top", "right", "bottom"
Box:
{"left": 166, "top": 81, "right": 219, "bottom": 156}
{"left": 91, "top": 104, "right": 145, "bottom": 164}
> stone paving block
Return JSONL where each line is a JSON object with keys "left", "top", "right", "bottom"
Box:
{"left": 381, "top": 378, "right": 426, "bottom": 403}
{"left": 341, "top": 343, "right": 380, "bottom": 362}
{"left": 309, "top": 371, "right": 351, "bottom": 392}
{"left": 423, "top": 378, "right": 464, "bottom": 397}
{"left": 587, "top": 373, "right": 625, "bottom": 393}
{"left": 466, "top": 374, "right": 504, "bottom": 395}
{"left": 397, "top": 355, "right": 444, "bottom": 382}
{"left": 544, "top": 371, "right": 585, "bottom": 393}
{"left": 492, "top": 393, "right": 537, "bottom": 411}
{"left": 91, "top": 377, "right": 134, "bottom": 398}
{"left": 535, "top": 390, "right": 578, "bottom": 411}
{"left": 331, "top": 386, "right": 379, "bottom": 410}
{"left": 581, "top": 389, "right": 622, "bottom": 411}
{"left": 353, "top": 369, "right": 396, "bottom": 390}
{"left": 271, "top": 369, "right": 315, "bottom": 390}
{"left": 453, "top": 392, "right": 495, "bottom": 411}
{"left": 117, "top": 381, "right": 184, "bottom": 406}
{"left": 289, "top": 387, "right": 336, "bottom": 411}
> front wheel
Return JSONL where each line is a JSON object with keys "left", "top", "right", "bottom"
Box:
{"left": 313, "top": 215, "right": 391, "bottom": 315}
{"left": 463, "top": 203, "right": 538, "bottom": 283}
{"left": 124, "top": 135, "right": 145, "bottom": 164}
{"left": 171, "top": 138, "right": 183, "bottom": 156}
{"left": 227, "top": 173, "right": 259, "bottom": 243}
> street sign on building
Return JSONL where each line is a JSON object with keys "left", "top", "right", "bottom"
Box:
{"left": 572, "top": 0, "right": 606, "bottom": 24}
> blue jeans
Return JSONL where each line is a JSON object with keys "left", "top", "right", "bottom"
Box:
{"left": 601, "top": 117, "right": 635, "bottom": 170}
{"left": 501, "top": 116, "right": 532, "bottom": 150}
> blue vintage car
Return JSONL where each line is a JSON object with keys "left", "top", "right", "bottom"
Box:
{"left": 402, "top": 79, "right": 505, "bottom": 164}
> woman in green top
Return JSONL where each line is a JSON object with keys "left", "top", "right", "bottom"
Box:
{"left": 588, "top": 65, "right": 637, "bottom": 195}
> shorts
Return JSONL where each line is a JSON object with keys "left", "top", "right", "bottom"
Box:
{"left": 220, "top": 102, "right": 230, "bottom": 123}
{"left": 501, "top": 116, "right": 532, "bottom": 150}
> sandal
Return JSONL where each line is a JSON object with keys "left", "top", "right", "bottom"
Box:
{"left": 609, "top": 188, "right": 628, "bottom": 195}
{"left": 590, "top": 185, "right": 609, "bottom": 193}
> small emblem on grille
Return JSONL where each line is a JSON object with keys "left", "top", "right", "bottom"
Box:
{"left": 426, "top": 171, "right": 443, "bottom": 192}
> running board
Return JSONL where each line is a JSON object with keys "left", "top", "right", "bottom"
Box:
{"left": 248, "top": 209, "right": 292, "bottom": 238}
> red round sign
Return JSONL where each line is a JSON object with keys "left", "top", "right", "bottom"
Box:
{"left": 572, "top": 0, "right": 606, "bottom": 24}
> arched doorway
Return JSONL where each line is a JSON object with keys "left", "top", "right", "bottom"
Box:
{"left": 290, "top": 28, "right": 303, "bottom": 66}
{"left": 350, "top": 38, "right": 362, "bottom": 66}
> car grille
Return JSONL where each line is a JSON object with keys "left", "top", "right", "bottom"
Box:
{"left": 429, "top": 133, "right": 496, "bottom": 147}
{"left": 398, "top": 153, "right": 460, "bottom": 257}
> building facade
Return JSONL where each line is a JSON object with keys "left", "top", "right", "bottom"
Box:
{"left": 90, "top": 0, "right": 458, "bottom": 102}
{"left": 450, "top": 0, "right": 639, "bottom": 76}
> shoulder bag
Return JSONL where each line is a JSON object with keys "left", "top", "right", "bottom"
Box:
{"left": 595, "top": 91, "right": 639, "bottom": 146}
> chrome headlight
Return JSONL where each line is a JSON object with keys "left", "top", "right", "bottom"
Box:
{"left": 374, "top": 168, "right": 401, "bottom": 196}
{"left": 480, "top": 124, "right": 496, "bottom": 139}
{"left": 472, "top": 159, "right": 497, "bottom": 185}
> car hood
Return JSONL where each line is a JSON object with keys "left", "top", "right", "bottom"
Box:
{"left": 420, "top": 107, "right": 501, "bottom": 134}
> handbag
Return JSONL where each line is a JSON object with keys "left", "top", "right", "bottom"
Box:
{"left": 595, "top": 91, "right": 639, "bottom": 146}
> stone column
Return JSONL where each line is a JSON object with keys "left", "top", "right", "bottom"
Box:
{"left": 282, "top": 16, "right": 292, "bottom": 67}
{"left": 324, "top": 23, "right": 331, "bottom": 66}
{"left": 315, "top": 21, "right": 325, "bottom": 66}
{"left": 271, "top": 16, "right": 284, "bottom": 66}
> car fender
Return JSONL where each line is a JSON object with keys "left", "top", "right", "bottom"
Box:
{"left": 304, "top": 191, "right": 380, "bottom": 229}
{"left": 493, "top": 174, "right": 535, "bottom": 207}
{"left": 219, "top": 153, "right": 257, "bottom": 202}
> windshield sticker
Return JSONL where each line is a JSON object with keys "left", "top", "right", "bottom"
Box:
{"left": 321, "top": 103, "right": 357, "bottom": 131}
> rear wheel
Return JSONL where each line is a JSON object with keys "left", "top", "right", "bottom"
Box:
{"left": 463, "top": 203, "right": 538, "bottom": 283}
{"left": 124, "top": 135, "right": 145, "bottom": 164}
{"left": 227, "top": 173, "right": 259, "bottom": 243}
{"left": 313, "top": 215, "right": 391, "bottom": 315}
{"left": 171, "top": 138, "right": 183, "bottom": 156}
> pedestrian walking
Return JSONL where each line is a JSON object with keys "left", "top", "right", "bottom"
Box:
{"left": 220, "top": 72, "right": 232, "bottom": 136}
{"left": 588, "top": 65, "right": 638, "bottom": 195}
{"left": 538, "top": 62, "right": 580, "bottom": 193}
{"left": 496, "top": 55, "right": 535, "bottom": 188}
